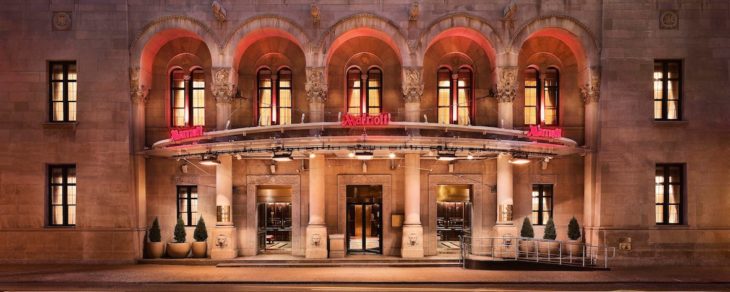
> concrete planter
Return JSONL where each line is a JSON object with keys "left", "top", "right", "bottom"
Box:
{"left": 518, "top": 240, "right": 535, "bottom": 256}
{"left": 191, "top": 241, "right": 207, "bottom": 258}
{"left": 566, "top": 240, "right": 583, "bottom": 257}
{"left": 538, "top": 241, "right": 560, "bottom": 256}
{"left": 166, "top": 242, "right": 191, "bottom": 258}
{"left": 144, "top": 242, "right": 164, "bottom": 259}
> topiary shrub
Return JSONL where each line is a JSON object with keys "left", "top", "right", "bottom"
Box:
{"left": 568, "top": 216, "right": 581, "bottom": 240}
{"left": 193, "top": 217, "right": 208, "bottom": 242}
{"left": 543, "top": 217, "right": 557, "bottom": 240}
{"left": 174, "top": 218, "right": 187, "bottom": 243}
{"left": 148, "top": 217, "right": 161, "bottom": 243}
{"left": 520, "top": 217, "right": 534, "bottom": 238}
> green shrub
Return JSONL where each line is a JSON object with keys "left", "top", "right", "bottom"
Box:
{"left": 543, "top": 217, "right": 557, "bottom": 240}
{"left": 173, "top": 218, "right": 186, "bottom": 243}
{"left": 193, "top": 217, "right": 208, "bottom": 242}
{"left": 568, "top": 216, "right": 581, "bottom": 240}
{"left": 148, "top": 217, "right": 161, "bottom": 243}
{"left": 520, "top": 217, "right": 534, "bottom": 238}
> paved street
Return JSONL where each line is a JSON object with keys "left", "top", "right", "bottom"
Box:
{"left": 0, "top": 264, "right": 727, "bottom": 291}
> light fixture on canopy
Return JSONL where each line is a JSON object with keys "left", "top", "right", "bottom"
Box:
{"left": 436, "top": 150, "right": 457, "bottom": 161}
{"left": 199, "top": 153, "right": 221, "bottom": 166}
{"left": 354, "top": 151, "right": 374, "bottom": 160}
{"left": 509, "top": 152, "right": 530, "bottom": 165}
{"left": 272, "top": 151, "right": 293, "bottom": 162}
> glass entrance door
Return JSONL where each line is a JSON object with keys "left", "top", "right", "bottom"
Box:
{"left": 346, "top": 185, "right": 383, "bottom": 254}
{"left": 256, "top": 186, "right": 292, "bottom": 254}
{"left": 436, "top": 184, "right": 473, "bottom": 254}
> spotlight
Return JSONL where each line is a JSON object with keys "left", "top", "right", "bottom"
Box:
{"left": 235, "top": 154, "right": 242, "bottom": 160}
{"left": 355, "top": 151, "right": 374, "bottom": 160}
{"left": 388, "top": 152, "right": 396, "bottom": 159}
{"left": 467, "top": 153, "right": 474, "bottom": 160}
{"left": 272, "top": 151, "right": 293, "bottom": 162}
{"left": 436, "top": 151, "right": 457, "bottom": 161}
{"left": 509, "top": 153, "right": 530, "bottom": 165}
{"left": 199, "top": 154, "right": 221, "bottom": 166}
{"left": 347, "top": 152, "right": 356, "bottom": 158}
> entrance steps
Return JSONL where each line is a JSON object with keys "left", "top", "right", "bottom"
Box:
{"left": 139, "top": 255, "right": 461, "bottom": 268}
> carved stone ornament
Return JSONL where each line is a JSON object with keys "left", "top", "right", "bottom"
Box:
{"left": 310, "top": 2, "right": 321, "bottom": 26}
{"left": 659, "top": 10, "right": 678, "bottom": 30}
{"left": 212, "top": 67, "right": 236, "bottom": 104}
{"left": 211, "top": 0, "right": 227, "bottom": 23}
{"left": 496, "top": 67, "right": 517, "bottom": 103}
{"left": 409, "top": 2, "right": 420, "bottom": 21}
{"left": 580, "top": 67, "right": 600, "bottom": 104}
{"left": 402, "top": 67, "right": 424, "bottom": 103}
{"left": 129, "top": 67, "right": 149, "bottom": 104}
{"left": 216, "top": 233, "right": 228, "bottom": 249}
{"left": 305, "top": 67, "right": 327, "bottom": 103}
{"left": 501, "top": 0, "right": 518, "bottom": 34}
{"left": 52, "top": 11, "right": 72, "bottom": 31}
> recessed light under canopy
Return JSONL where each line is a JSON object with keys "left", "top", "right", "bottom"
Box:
{"left": 199, "top": 153, "right": 221, "bottom": 166}
{"left": 354, "top": 151, "right": 374, "bottom": 160}
{"left": 437, "top": 150, "right": 458, "bottom": 161}
{"left": 509, "top": 152, "right": 530, "bottom": 165}
{"left": 272, "top": 151, "right": 293, "bottom": 162}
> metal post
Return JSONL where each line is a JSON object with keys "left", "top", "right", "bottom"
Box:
{"left": 582, "top": 245, "right": 586, "bottom": 267}
{"left": 558, "top": 242, "right": 562, "bottom": 265}
{"left": 514, "top": 238, "right": 518, "bottom": 260}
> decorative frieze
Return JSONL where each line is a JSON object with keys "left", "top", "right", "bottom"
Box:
{"left": 581, "top": 67, "right": 600, "bottom": 104}
{"left": 305, "top": 67, "right": 327, "bottom": 103}
{"left": 402, "top": 67, "right": 424, "bottom": 103}
{"left": 129, "top": 67, "right": 149, "bottom": 104}
{"left": 496, "top": 67, "right": 517, "bottom": 103}
{"left": 212, "top": 67, "right": 236, "bottom": 104}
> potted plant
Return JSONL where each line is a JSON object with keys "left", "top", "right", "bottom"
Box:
{"left": 144, "top": 217, "right": 164, "bottom": 259}
{"left": 518, "top": 217, "right": 535, "bottom": 256}
{"left": 539, "top": 217, "right": 560, "bottom": 255}
{"left": 191, "top": 217, "right": 208, "bottom": 258}
{"left": 167, "top": 218, "right": 191, "bottom": 258}
{"left": 566, "top": 216, "right": 583, "bottom": 256}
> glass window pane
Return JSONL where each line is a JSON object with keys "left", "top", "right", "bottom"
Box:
{"left": 259, "top": 109, "right": 271, "bottom": 126}
{"left": 368, "top": 89, "right": 380, "bottom": 107}
{"left": 667, "top": 62, "right": 680, "bottom": 79}
{"left": 53, "top": 206, "right": 64, "bottom": 225}
{"left": 457, "top": 108, "right": 469, "bottom": 125}
{"left": 668, "top": 185, "right": 681, "bottom": 204}
{"left": 655, "top": 205, "right": 664, "bottom": 223}
{"left": 438, "top": 89, "right": 450, "bottom": 107}
{"left": 524, "top": 107, "right": 536, "bottom": 125}
{"left": 667, "top": 80, "right": 679, "bottom": 100}
{"left": 655, "top": 184, "right": 664, "bottom": 203}
{"left": 67, "top": 64, "right": 77, "bottom": 80}
{"left": 68, "top": 102, "right": 77, "bottom": 121}
{"left": 668, "top": 205, "right": 679, "bottom": 224}
{"left": 654, "top": 80, "right": 663, "bottom": 99}
{"left": 67, "top": 186, "right": 76, "bottom": 204}
{"left": 654, "top": 101, "right": 663, "bottom": 119}
{"left": 52, "top": 83, "right": 64, "bottom": 101}
{"left": 668, "top": 166, "right": 681, "bottom": 182}
{"left": 532, "top": 197, "right": 539, "bottom": 210}
{"left": 653, "top": 62, "right": 664, "bottom": 80}
{"left": 52, "top": 64, "right": 64, "bottom": 80}
{"left": 51, "top": 167, "right": 64, "bottom": 184}
{"left": 280, "top": 108, "right": 291, "bottom": 125}
{"left": 67, "top": 82, "right": 77, "bottom": 101}
{"left": 192, "top": 90, "right": 204, "bottom": 107}
{"left": 279, "top": 89, "right": 291, "bottom": 107}
{"left": 531, "top": 212, "right": 539, "bottom": 225}
{"left": 193, "top": 109, "right": 204, "bottom": 126}
{"left": 259, "top": 89, "right": 271, "bottom": 107}
{"left": 438, "top": 108, "right": 450, "bottom": 124}
{"left": 667, "top": 100, "right": 678, "bottom": 120}
{"left": 192, "top": 70, "right": 204, "bottom": 88}
{"left": 52, "top": 186, "right": 64, "bottom": 204}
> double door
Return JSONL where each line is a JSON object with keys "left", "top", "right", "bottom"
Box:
{"left": 346, "top": 201, "right": 382, "bottom": 254}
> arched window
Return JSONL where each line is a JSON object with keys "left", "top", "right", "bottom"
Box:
{"left": 257, "top": 68, "right": 293, "bottom": 126}
{"left": 437, "top": 67, "right": 472, "bottom": 125}
{"left": 523, "top": 67, "right": 559, "bottom": 126}
{"left": 347, "top": 67, "right": 382, "bottom": 115}
{"left": 170, "top": 68, "right": 205, "bottom": 128}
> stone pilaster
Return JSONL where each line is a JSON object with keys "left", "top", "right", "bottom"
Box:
{"left": 401, "top": 153, "right": 424, "bottom": 258}
{"left": 211, "top": 155, "right": 237, "bottom": 259}
{"left": 130, "top": 67, "right": 149, "bottom": 260}
{"left": 306, "top": 154, "right": 328, "bottom": 258}
{"left": 496, "top": 66, "right": 517, "bottom": 129}
{"left": 581, "top": 66, "right": 600, "bottom": 237}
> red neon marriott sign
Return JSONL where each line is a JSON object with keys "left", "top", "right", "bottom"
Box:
{"left": 170, "top": 126, "right": 204, "bottom": 141}
{"left": 526, "top": 125, "right": 562, "bottom": 139}
{"left": 341, "top": 113, "right": 391, "bottom": 127}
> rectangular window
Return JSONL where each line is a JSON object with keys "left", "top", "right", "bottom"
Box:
{"left": 653, "top": 60, "right": 682, "bottom": 120}
{"left": 48, "top": 165, "right": 76, "bottom": 226}
{"left": 531, "top": 184, "right": 553, "bottom": 225}
{"left": 49, "top": 61, "right": 77, "bottom": 122}
{"left": 655, "top": 164, "right": 684, "bottom": 225}
{"left": 177, "top": 186, "right": 199, "bottom": 226}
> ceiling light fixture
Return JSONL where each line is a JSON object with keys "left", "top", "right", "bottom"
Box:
{"left": 272, "top": 151, "right": 293, "bottom": 162}
{"left": 388, "top": 152, "right": 396, "bottom": 159}
{"left": 436, "top": 151, "right": 457, "bottom": 162}
{"left": 199, "top": 153, "right": 221, "bottom": 166}
{"left": 467, "top": 153, "right": 474, "bottom": 160}
{"left": 509, "top": 153, "right": 530, "bottom": 165}
{"left": 354, "top": 151, "right": 374, "bottom": 160}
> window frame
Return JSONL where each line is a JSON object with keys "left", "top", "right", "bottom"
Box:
{"left": 542, "top": 67, "right": 560, "bottom": 126}
{"left": 524, "top": 67, "right": 540, "bottom": 125}
{"left": 653, "top": 60, "right": 683, "bottom": 121}
{"left": 170, "top": 68, "right": 205, "bottom": 128}
{"left": 276, "top": 67, "right": 293, "bottom": 125}
{"left": 531, "top": 184, "right": 553, "bottom": 226}
{"left": 48, "top": 61, "right": 77, "bottom": 123}
{"left": 655, "top": 164, "right": 685, "bottom": 225}
{"left": 176, "top": 185, "right": 198, "bottom": 227}
{"left": 346, "top": 67, "right": 383, "bottom": 115}
{"left": 47, "top": 164, "right": 76, "bottom": 227}
{"left": 437, "top": 66, "right": 473, "bottom": 125}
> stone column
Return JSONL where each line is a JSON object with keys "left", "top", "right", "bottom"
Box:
{"left": 211, "top": 155, "right": 237, "bottom": 259}
{"left": 402, "top": 67, "right": 423, "bottom": 124}
{"left": 496, "top": 66, "right": 517, "bottom": 129}
{"left": 496, "top": 153, "right": 514, "bottom": 225}
{"left": 306, "top": 154, "right": 328, "bottom": 258}
{"left": 130, "top": 68, "right": 149, "bottom": 259}
{"left": 401, "top": 153, "right": 424, "bottom": 258}
{"left": 305, "top": 67, "right": 327, "bottom": 124}
{"left": 212, "top": 67, "right": 236, "bottom": 130}
{"left": 581, "top": 67, "right": 600, "bottom": 244}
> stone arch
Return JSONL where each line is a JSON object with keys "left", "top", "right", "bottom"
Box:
{"left": 419, "top": 13, "right": 502, "bottom": 67}
{"left": 223, "top": 15, "right": 311, "bottom": 70}
{"left": 510, "top": 15, "right": 599, "bottom": 68}
{"left": 130, "top": 15, "right": 220, "bottom": 88}
{"left": 317, "top": 13, "right": 410, "bottom": 68}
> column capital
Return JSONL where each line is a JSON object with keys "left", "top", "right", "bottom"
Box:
{"left": 496, "top": 66, "right": 517, "bottom": 103}
{"left": 212, "top": 67, "right": 237, "bottom": 104}
{"left": 130, "top": 67, "right": 149, "bottom": 104}
{"left": 402, "top": 66, "right": 424, "bottom": 103}
{"left": 305, "top": 67, "right": 327, "bottom": 103}
{"left": 581, "top": 66, "right": 601, "bottom": 105}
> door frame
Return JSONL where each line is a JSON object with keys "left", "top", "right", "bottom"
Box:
{"left": 245, "top": 175, "right": 301, "bottom": 256}
{"left": 337, "top": 175, "right": 392, "bottom": 256}
{"left": 346, "top": 199, "right": 383, "bottom": 254}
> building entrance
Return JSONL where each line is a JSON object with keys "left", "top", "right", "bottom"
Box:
{"left": 256, "top": 186, "right": 292, "bottom": 254}
{"left": 436, "top": 184, "right": 472, "bottom": 254}
{"left": 346, "top": 185, "right": 383, "bottom": 254}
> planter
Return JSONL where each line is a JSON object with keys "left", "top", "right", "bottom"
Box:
{"left": 144, "top": 242, "right": 164, "bottom": 259}
{"left": 518, "top": 240, "right": 535, "bottom": 257}
{"left": 166, "top": 242, "right": 191, "bottom": 258}
{"left": 566, "top": 240, "right": 584, "bottom": 257}
{"left": 538, "top": 241, "right": 560, "bottom": 256}
{"left": 191, "top": 241, "right": 207, "bottom": 258}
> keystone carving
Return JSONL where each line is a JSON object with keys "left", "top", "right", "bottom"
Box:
{"left": 129, "top": 67, "right": 149, "bottom": 104}
{"left": 496, "top": 67, "right": 517, "bottom": 103}
{"left": 502, "top": 0, "right": 518, "bottom": 34}
{"left": 211, "top": 0, "right": 227, "bottom": 23}
{"left": 580, "top": 67, "right": 600, "bottom": 104}
{"left": 212, "top": 67, "right": 236, "bottom": 104}
{"left": 409, "top": 2, "right": 420, "bottom": 22}
{"left": 310, "top": 2, "right": 320, "bottom": 26}
{"left": 305, "top": 67, "right": 327, "bottom": 103}
{"left": 402, "top": 67, "right": 424, "bottom": 103}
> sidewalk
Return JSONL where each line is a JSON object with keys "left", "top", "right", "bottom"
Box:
{"left": 0, "top": 264, "right": 728, "bottom": 285}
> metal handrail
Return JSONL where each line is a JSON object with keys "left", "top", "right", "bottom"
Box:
{"left": 460, "top": 236, "right": 616, "bottom": 269}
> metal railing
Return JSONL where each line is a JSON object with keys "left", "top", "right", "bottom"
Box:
{"left": 459, "top": 236, "right": 616, "bottom": 269}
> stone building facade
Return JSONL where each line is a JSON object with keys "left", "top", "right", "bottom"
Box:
{"left": 0, "top": 0, "right": 728, "bottom": 265}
